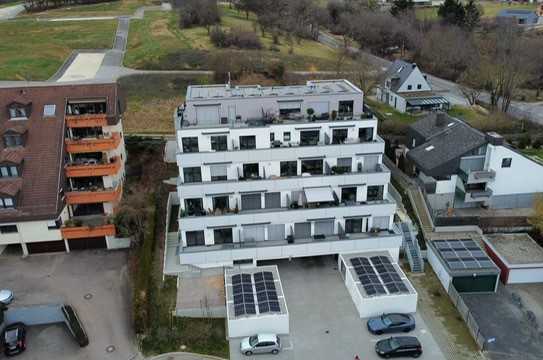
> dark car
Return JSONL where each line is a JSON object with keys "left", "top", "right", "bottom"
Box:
{"left": 367, "top": 313, "right": 415, "bottom": 335}
{"left": 375, "top": 336, "right": 422, "bottom": 358}
{"left": 2, "top": 323, "right": 26, "bottom": 356}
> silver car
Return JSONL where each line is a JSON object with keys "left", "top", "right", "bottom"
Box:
{"left": 0, "top": 289, "right": 13, "bottom": 306}
{"left": 240, "top": 333, "right": 281, "bottom": 356}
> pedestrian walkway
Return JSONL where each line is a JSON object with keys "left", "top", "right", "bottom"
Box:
{"left": 0, "top": 3, "right": 24, "bottom": 20}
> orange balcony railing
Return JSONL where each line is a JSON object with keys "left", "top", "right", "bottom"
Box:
{"left": 66, "top": 185, "right": 122, "bottom": 205}
{"left": 61, "top": 223, "right": 116, "bottom": 240}
{"left": 65, "top": 132, "right": 121, "bottom": 153}
{"left": 66, "top": 114, "right": 108, "bottom": 128}
{"left": 65, "top": 156, "right": 121, "bottom": 178}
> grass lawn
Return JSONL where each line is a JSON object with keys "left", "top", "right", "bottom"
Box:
{"left": 365, "top": 97, "right": 419, "bottom": 124}
{"left": 119, "top": 73, "right": 210, "bottom": 134}
{"left": 447, "top": 105, "right": 526, "bottom": 134}
{"left": 416, "top": 1, "right": 538, "bottom": 21}
{"left": 522, "top": 148, "right": 543, "bottom": 164}
{"left": 408, "top": 266, "right": 479, "bottom": 355}
{"left": 0, "top": 19, "right": 116, "bottom": 80}
{"left": 20, "top": 0, "right": 153, "bottom": 18}
{"left": 125, "top": 6, "right": 350, "bottom": 71}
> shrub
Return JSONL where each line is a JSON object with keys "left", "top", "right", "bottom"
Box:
{"left": 210, "top": 27, "right": 262, "bottom": 49}
{"left": 266, "top": 61, "right": 285, "bottom": 81}
{"left": 532, "top": 137, "right": 543, "bottom": 149}
{"left": 517, "top": 134, "right": 531, "bottom": 149}
{"left": 209, "top": 26, "right": 228, "bottom": 48}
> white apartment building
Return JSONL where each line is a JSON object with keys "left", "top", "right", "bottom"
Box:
{"left": 174, "top": 80, "right": 402, "bottom": 269}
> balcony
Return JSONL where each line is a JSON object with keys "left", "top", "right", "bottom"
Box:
{"left": 65, "top": 132, "right": 121, "bottom": 153}
{"left": 66, "top": 114, "right": 108, "bottom": 128}
{"left": 459, "top": 168, "right": 496, "bottom": 184}
{"left": 65, "top": 156, "right": 121, "bottom": 178}
{"left": 61, "top": 216, "right": 115, "bottom": 239}
{"left": 464, "top": 189, "right": 493, "bottom": 203}
{"left": 66, "top": 185, "right": 122, "bottom": 205}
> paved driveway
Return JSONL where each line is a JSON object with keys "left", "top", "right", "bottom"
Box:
{"left": 0, "top": 250, "right": 137, "bottom": 360}
{"left": 230, "top": 256, "right": 445, "bottom": 360}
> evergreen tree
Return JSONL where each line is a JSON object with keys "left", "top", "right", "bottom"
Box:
{"left": 390, "top": 0, "right": 415, "bottom": 17}
{"left": 463, "top": 0, "right": 482, "bottom": 31}
{"left": 438, "top": 0, "right": 465, "bottom": 26}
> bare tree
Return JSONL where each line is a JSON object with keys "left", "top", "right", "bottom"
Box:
{"left": 349, "top": 53, "right": 384, "bottom": 96}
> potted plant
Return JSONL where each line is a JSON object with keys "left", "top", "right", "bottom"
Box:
{"left": 331, "top": 110, "right": 337, "bottom": 120}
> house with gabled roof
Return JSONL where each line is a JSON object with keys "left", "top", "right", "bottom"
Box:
{"left": 376, "top": 60, "right": 449, "bottom": 113}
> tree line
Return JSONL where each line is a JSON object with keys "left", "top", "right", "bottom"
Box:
{"left": 24, "top": 0, "right": 116, "bottom": 12}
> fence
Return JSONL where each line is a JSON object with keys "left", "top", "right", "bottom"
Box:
{"left": 448, "top": 285, "right": 487, "bottom": 349}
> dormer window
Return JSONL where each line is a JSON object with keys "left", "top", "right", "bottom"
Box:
{"left": 0, "top": 197, "right": 15, "bottom": 209}
{"left": 3, "top": 132, "right": 24, "bottom": 148}
{"left": 0, "top": 166, "right": 18, "bottom": 177}
{"left": 7, "top": 102, "right": 31, "bottom": 120}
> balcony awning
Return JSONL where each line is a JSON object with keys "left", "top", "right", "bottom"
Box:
{"left": 304, "top": 187, "right": 334, "bottom": 203}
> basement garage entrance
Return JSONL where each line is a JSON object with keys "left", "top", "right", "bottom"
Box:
{"left": 68, "top": 236, "right": 107, "bottom": 251}
{"left": 27, "top": 240, "right": 67, "bottom": 254}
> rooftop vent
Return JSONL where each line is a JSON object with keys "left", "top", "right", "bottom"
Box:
{"left": 425, "top": 145, "right": 435, "bottom": 151}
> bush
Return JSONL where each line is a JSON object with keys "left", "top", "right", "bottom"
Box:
{"left": 178, "top": 0, "right": 220, "bottom": 29}
{"left": 266, "top": 61, "right": 285, "bottom": 81}
{"left": 533, "top": 137, "right": 543, "bottom": 149}
{"left": 517, "top": 134, "right": 531, "bottom": 149}
{"left": 210, "top": 27, "right": 262, "bottom": 49}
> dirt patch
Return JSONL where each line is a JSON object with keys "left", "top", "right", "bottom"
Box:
{"left": 150, "top": 18, "right": 175, "bottom": 38}
{"left": 123, "top": 97, "right": 181, "bottom": 134}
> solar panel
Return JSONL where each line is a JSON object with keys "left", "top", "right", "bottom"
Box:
{"left": 253, "top": 272, "right": 280, "bottom": 314}
{"left": 434, "top": 240, "right": 497, "bottom": 271}
{"left": 351, "top": 255, "right": 411, "bottom": 297}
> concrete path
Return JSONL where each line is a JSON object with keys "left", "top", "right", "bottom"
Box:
{"left": 56, "top": 52, "right": 105, "bottom": 82}
{"left": 149, "top": 352, "right": 226, "bottom": 360}
{"left": 0, "top": 3, "right": 24, "bottom": 20}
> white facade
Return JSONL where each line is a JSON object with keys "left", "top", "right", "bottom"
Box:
{"left": 339, "top": 252, "right": 418, "bottom": 318}
{"left": 174, "top": 80, "right": 401, "bottom": 268}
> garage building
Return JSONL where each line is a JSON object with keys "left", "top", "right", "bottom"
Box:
{"left": 339, "top": 251, "right": 418, "bottom": 318}
{"left": 483, "top": 233, "right": 543, "bottom": 285}
{"left": 428, "top": 239, "right": 500, "bottom": 293}
{"left": 225, "top": 266, "right": 289, "bottom": 338}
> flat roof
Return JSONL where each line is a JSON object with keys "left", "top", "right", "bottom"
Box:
{"left": 186, "top": 79, "right": 362, "bottom": 102}
{"left": 429, "top": 239, "right": 500, "bottom": 276}
{"left": 484, "top": 233, "right": 543, "bottom": 266}
{"left": 225, "top": 265, "right": 288, "bottom": 320}
{"left": 341, "top": 251, "right": 417, "bottom": 298}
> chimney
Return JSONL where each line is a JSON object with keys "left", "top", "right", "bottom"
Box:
{"left": 435, "top": 112, "right": 447, "bottom": 127}
{"left": 412, "top": 63, "right": 417, "bottom": 69}
{"left": 486, "top": 132, "right": 504, "bottom": 146}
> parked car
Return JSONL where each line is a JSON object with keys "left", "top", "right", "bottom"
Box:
{"left": 0, "top": 289, "right": 13, "bottom": 305}
{"left": 367, "top": 313, "right": 415, "bottom": 335}
{"left": 240, "top": 333, "right": 281, "bottom": 356}
{"left": 2, "top": 323, "right": 26, "bottom": 356}
{"left": 375, "top": 336, "right": 422, "bottom": 358}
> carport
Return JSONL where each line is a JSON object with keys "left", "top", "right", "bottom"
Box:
{"left": 428, "top": 239, "right": 500, "bottom": 293}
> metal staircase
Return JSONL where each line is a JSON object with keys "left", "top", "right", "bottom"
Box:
{"left": 400, "top": 222, "right": 424, "bottom": 273}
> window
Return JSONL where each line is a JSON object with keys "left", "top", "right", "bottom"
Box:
{"left": 243, "top": 163, "right": 259, "bottom": 179}
{"left": 417, "top": 84, "right": 422, "bottom": 90}
{"left": 213, "top": 196, "right": 229, "bottom": 211}
{"left": 211, "top": 135, "right": 227, "bottom": 151}
{"left": 372, "top": 216, "right": 390, "bottom": 230}
{"left": 341, "top": 187, "right": 357, "bottom": 203}
{"left": 336, "top": 157, "right": 352, "bottom": 173}
{"left": 300, "top": 130, "right": 320, "bottom": 146}
{"left": 501, "top": 158, "right": 512, "bottom": 168}
{"left": 280, "top": 161, "right": 297, "bottom": 177}
{"left": 270, "top": 133, "right": 275, "bottom": 142}
{"left": 359, "top": 127, "right": 374, "bottom": 142}
{"left": 332, "top": 129, "right": 348, "bottom": 144}
{"left": 279, "top": 105, "right": 301, "bottom": 117}
{"left": 1, "top": 166, "right": 19, "bottom": 178}
{"left": 239, "top": 136, "right": 256, "bottom": 150}
{"left": 301, "top": 159, "right": 323, "bottom": 175}
{"left": 283, "top": 132, "right": 291, "bottom": 141}
{"left": 184, "top": 198, "right": 203, "bottom": 216}
{"left": 183, "top": 167, "right": 201, "bottom": 183}
{"left": 1, "top": 198, "right": 14, "bottom": 208}
{"left": 265, "top": 192, "right": 281, "bottom": 209}
{"left": 407, "top": 85, "right": 412, "bottom": 90}
{"left": 4, "top": 133, "right": 23, "bottom": 148}
{"left": 214, "top": 228, "right": 233, "bottom": 244}
{"left": 186, "top": 231, "right": 205, "bottom": 246}
{"left": 0, "top": 225, "right": 17, "bottom": 233}
{"left": 367, "top": 185, "right": 384, "bottom": 201}
{"left": 43, "top": 104, "right": 56, "bottom": 117}
{"left": 210, "top": 164, "right": 227, "bottom": 181}
{"left": 181, "top": 137, "right": 199, "bottom": 153}
{"left": 345, "top": 218, "right": 363, "bottom": 233}
{"left": 8, "top": 105, "right": 28, "bottom": 119}
{"left": 241, "top": 193, "right": 261, "bottom": 210}
{"left": 338, "top": 100, "right": 354, "bottom": 116}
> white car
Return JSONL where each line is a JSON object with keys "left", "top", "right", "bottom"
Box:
{"left": 240, "top": 333, "right": 281, "bottom": 356}
{"left": 0, "top": 289, "right": 13, "bottom": 306}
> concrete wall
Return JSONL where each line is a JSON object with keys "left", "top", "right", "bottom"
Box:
{"left": 427, "top": 245, "right": 451, "bottom": 292}
{"left": 227, "top": 314, "right": 289, "bottom": 338}
{"left": 508, "top": 267, "right": 543, "bottom": 284}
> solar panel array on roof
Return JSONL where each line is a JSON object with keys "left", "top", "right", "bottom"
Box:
{"left": 434, "top": 239, "right": 496, "bottom": 270}
{"left": 350, "top": 256, "right": 409, "bottom": 297}
{"left": 254, "top": 271, "right": 280, "bottom": 314}
{"left": 232, "top": 273, "right": 256, "bottom": 316}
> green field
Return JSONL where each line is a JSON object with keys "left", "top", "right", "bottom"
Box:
{"left": 0, "top": 19, "right": 116, "bottom": 80}
{"left": 416, "top": 1, "right": 538, "bottom": 21}
{"left": 522, "top": 148, "right": 543, "bottom": 163}
{"left": 124, "top": 6, "right": 350, "bottom": 71}
{"left": 20, "top": 0, "right": 153, "bottom": 18}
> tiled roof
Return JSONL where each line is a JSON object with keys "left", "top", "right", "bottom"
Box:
{"left": 385, "top": 60, "right": 416, "bottom": 93}
{"left": 0, "top": 82, "right": 121, "bottom": 222}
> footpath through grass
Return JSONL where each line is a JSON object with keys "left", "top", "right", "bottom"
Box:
{"left": 19, "top": 0, "right": 153, "bottom": 18}
{"left": 125, "top": 6, "right": 348, "bottom": 71}
{"left": 0, "top": 19, "right": 116, "bottom": 80}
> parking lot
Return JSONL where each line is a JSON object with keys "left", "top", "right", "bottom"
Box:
{"left": 229, "top": 256, "right": 446, "bottom": 360}
{"left": 0, "top": 250, "right": 137, "bottom": 360}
